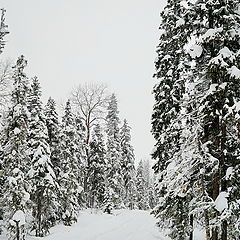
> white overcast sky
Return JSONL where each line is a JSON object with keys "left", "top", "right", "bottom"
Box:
{"left": 1, "top": 0, "right": 167, "bottom": 162}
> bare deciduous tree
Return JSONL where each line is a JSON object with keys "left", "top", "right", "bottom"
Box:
{"left": 0, "top": 8, "right": 9, "bottom": 54}
{"left": 0, "top": 60, "right": 12, "bottom": 110}
{"left": 0, "top": 8, "right": 10, "bottom": 114}
{"left": 71, "top": 83, "right": 109, "bottom": 146}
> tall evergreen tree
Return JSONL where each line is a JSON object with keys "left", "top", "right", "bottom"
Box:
{"left": 152, "top": 0, "right": 240, "bottom": 239}
{"left": 152, "top": 0, "right": 191, "bottom": 174}
{"left": 148, "top": 174, "right": 157, "bottom": 209}
{"left": 1, "top": 56, "right": 30, "bottom": 240}
{"left": 27, "top": 77, "right": 58, "bottom": 236}
{"left": 88, "top": 124, "right": 106, "bottom": 208}
{"left": 136, "top": 160, "right": 149, "bottom": 210}
{"left": 44, "top": 98, "right": 61, "bottom": 180}
{"left": 75, "top": 115, "right": 86, "bottom": 198}
{"left": 105, "top": 94, "right": 124, "bottom": 209}
{"left": 58, "top": 100, "right": 81, "bottom": 225}
{"left": 151, "top": 1, "right": 194, "bottom": 239}
{"left": 120, "top": 119, "right": 136, "bottom": 209}
{"left": 44, "top": 98, "right": 62, "bottom": 221}
{"left": 191, "top": 1, "right": 240, "bottom": 239}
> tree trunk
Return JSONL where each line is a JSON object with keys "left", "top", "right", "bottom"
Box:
{"left": 84, "top": 146, "right": 90, "bottom": 205}
{"left": 220, "top": 123, "right": 227, "bottom": 240}
{"left": 221, "top": 220, "right": 227, "bottom": 240}
{"left": 212, "top": 228, "right": 218, "bottom": 240}
{"left": 36, "top": 189, "right": 42, "bottom": 237}
{"left": 15, "top": 220, "right": 20, "bottom": 240}
{"left": 237, "top": 120, "right": 240, "bottom": 139}
{"left": 204, "top": 210, "right": 211, "bottom": 240}
{"left": 189, "top": 214, "right": 193, "bottom": 240}
{"left": 211, "top": 164, "right": 220, "bottom": 240}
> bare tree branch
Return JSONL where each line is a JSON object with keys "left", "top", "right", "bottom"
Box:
{"left": 71, "top": 82, "right": 110, "bottom": 145}
{"left": 0, "top": 60, "right": 13, "bottom": 107}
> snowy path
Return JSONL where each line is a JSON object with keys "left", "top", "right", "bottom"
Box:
{"left": 30, "top": 210, "right": 166, "bottom": 240}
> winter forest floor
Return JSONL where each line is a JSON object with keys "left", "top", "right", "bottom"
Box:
{"left": 0, "top": 209, "right": 207, "bottom": 240}
{"left": 33, "top": 210, "right": 165, "bottom": 240}
{"left": 0, "top": 210, "right": 167, "bottom": 240}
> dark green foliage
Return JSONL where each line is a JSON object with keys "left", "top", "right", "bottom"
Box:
{"left": 152, "top": 0, "right": 240, "bottom": 239}
{"left": 27, "top": 77, "right": 58, "bottom": 236}
{"left": 1, "top": 56, "right": 30, "bottom": 240}
{"left": 136, "top": 160, "right": 149, "bottom": 210}
{"left": 59, "top": 100, "right": 82, "bottom": 225}
{"left": 120, "top": 119, "right": 137, "bottom": 209}
{"left": 88, "top": 124, "right": 106, "bottom": 208}
{"left": 105, "top": 94, "right": 124, "bottom": 209}
{"left": 45, "top": 97, "right": 61, "bottom": 179}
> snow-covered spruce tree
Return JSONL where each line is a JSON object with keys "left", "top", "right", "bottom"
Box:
{"left": 1, "top": 56, "right": 30, "bottom": 240}
{"left": 148, "top": 174, "right": 157, "bottom": 209}
{"left": 152, "top": 0, "right": 240, "bottom": 239}
{"left": 58, "top": 100, "right": 82, "bottom": 225}
{"left": 105, "top": 94, "right": 124, "bottom": 209}
{"left": 136, "top": 160, "right": 149, "bottom": 210}
{"left": 142, "top": 160, "right": 157, "bottom": 209}
{"left": 44, "top": 98, "right": 62, "bottom": 221}
{"left": 75, "top": 115, "right": 86, "bottom": 202}
{"left": 88, "top": 124, "right": 106, "bottom": 208}
{"left": 27, "top": 77, "right": 59, "bottom": 236}
{"left": 44, "top": 98, "right": 61, "bottom": 180}
{"left": 152, "top": 0, "right": 192, "bottom": 173}
{"left": 120, "top": 119, "right": 137, "bottom": 209}
{"left": 188, "top": 1, "right": 240, "bottom": 239}
{"left": 151, "top": 1, "right": 194, "bottom": 239}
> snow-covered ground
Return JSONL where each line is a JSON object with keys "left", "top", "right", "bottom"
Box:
{"left": 26, "top": 210, "right": 166, "bottom": 240}
{"left": 0, "top": 210, "right": 206, "bottom": 240}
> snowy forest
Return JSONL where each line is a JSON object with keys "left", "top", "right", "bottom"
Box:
{"left": 0, "top": 0, "right": 240, "bottom": 240}
{"left": 0, "top": 8, "right": 156, "bottom": 240}
{"left": 151, "top": 0, "right": 240, "bottom": 240}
